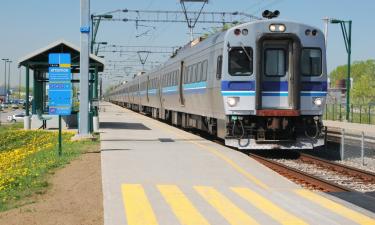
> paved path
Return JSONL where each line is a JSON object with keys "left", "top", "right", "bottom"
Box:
{"left": 100, "top": 102, "right": 375, "bottom": 225}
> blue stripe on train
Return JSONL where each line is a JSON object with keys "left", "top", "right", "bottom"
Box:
{"left": 262, "top": 81, "right": 288, "bottom": 92}
{"left": 221, "top": 91, "right": 255, "bottom": 96}
{"left": 300, "top": 91, "right": 327, "bottom": 97}
{"left": 262, "top": 92, "right": 288, "bottom": 96}
{"left": 221, "top": 81, "right": 255, "bottom": 91}
{"left": 301, "top": 81, "right": 327, "bottom": 92}
{"left": 183, "top": 81, "right": 206, "bottom": 94}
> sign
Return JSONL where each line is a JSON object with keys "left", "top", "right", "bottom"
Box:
{"left": 48, "top": 53, "right": 72, "bottom": 116}
{"left": 48, "top": 68, "right": 72, "bottom": 81}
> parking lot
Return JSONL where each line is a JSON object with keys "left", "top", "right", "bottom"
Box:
{"left": 0, "top": 108, "right": 25, "bottom": 124}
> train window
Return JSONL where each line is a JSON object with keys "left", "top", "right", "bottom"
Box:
{"left": 192, "top": 64, "right": 197, "bottom": 83}
{"left": 216, "top": 55, "right": 223, "bottom": 79}
{"left": 202, "top": 60, "right": 208, "bottom": 81}
{"left": 174, "top": 71, "right": 178, "bottom": 85}
{"left": 229, "top": 47, "right": 253, "bottom": 76}
{"left": 301, "top": 48, "right": 322, "bottom": 76}
{"left": 183, "top": 67, "right": 187, "bottom": 84}
{"left": 187, "top": 66, "right": 192, "bottom": 83}
{"left": 197, "top": 62, "right": 202, "bottom": 82}
{"left": 265, "top": 49, "right": 286, "bottom": 76}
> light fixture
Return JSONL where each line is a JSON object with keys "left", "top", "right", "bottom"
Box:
{"left": 313, "top": 97, "right": 322, "bottom": 106}
{"left": 227, "top": 97, "right": 239, "bottom": 107}
{"left": 269, "top": 24, "right": 286, "bottom": 32}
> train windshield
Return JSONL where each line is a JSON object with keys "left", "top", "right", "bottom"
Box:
{"left": 264, "top": 49, "right": 286, "bottom": 76}
{"left": 228, "top": 47, "right": 253, "bottom": 76}
{"left": 301, "top": 48, "right": 322, "bottom": 76}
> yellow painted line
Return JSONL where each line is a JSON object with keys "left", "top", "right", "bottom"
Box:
{"left": 192, "top": 141, "right": 269, "bottom": 190}
{"left": 295, "top": 189, "right": 375, "bottom": 225}
{"left": 231, "top": 187, "right": 308, "bottom": 225}
{"left": 158, "top": 185, "right": 210, "bottom": 225}
{"left": 121, "top": 184, "right": 158, "bottom": 225}
{"left": 195, "top": 186, "right": 259, "bottom": 225}
{"left": 142, "top": 116, "right": 269, "bottom": 190}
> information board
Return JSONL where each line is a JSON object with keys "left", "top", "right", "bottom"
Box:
{"left": 48, "top": 53, "right": 72, "bottom": 116}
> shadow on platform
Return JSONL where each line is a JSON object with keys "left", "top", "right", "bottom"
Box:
{"left": 100, "top": 122, "right": 151, "bottom": 130}
{"left": 329, "top": 192, "right": 375, "bottom": 213}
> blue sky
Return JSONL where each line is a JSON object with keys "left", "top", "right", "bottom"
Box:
{"left": 0, "top": 0, "right": 374, "bottom": 88}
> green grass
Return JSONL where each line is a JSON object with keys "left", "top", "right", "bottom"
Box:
{"left": 0, "top": 124, "right": 99, "bottom": 211}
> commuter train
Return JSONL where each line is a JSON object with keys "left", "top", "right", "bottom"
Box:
{"left": 107, "top": 18, "right": 327, "bottom": 150}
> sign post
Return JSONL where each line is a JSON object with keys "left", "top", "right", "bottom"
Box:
{"left": 48, "top": 53, "right": 72, "bottom": 156}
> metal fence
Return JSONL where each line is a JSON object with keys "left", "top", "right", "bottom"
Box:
{"left": 324, "top": 104, "right": 375, "bottom": 124}
{"left": 328, "top": 127, "right": 375, "bottom": 167}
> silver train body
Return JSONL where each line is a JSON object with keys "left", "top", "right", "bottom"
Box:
{"left": 107, "top": 19, "right": 327, "bottom": 150}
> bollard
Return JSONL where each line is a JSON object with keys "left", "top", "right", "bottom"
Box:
{"left": 93, "top": 116, "right": 99, "bottom": 132}
{"left": 341, "top": 128, "right": 345, "bottom": 160}
{"left": 24, "top": 115, "right": 31, "bottom": 130}
{"left": 361, "top": 131, "right": 365, "bottom": 166}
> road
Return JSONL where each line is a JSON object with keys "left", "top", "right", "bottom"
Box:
{"left": 0, "top": 108, "right": 24, "bottom": 124}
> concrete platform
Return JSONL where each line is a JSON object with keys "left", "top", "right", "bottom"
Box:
{"left": 100, "top": 102, "right": 375, "bottom": 225}
{"left": 324, "top": 120, "right": 375, "bottom": 137}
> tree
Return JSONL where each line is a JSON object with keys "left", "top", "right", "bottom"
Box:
{"left": 329, "top": 59, "right": 375, "bottom": 105}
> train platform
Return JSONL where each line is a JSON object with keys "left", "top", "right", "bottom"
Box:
{"left": 324, "top": 120, "right": 375, "bottom": 136}
{"left": 100, "top": 102, "right": 375, "bottom": 225}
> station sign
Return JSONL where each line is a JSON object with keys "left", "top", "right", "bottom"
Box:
{"left": 48, "top": 53, "right": 72, "bottom": 116}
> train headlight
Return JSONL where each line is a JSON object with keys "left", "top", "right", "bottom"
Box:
{"left": 269, "top": 25, "right": 276, "bottom": 32}
{"left": 313, "top": 97, "right": 322, "bottom": 106}
{"left": 269, "top": 24, "right": 286, "bottom": 32}
{"left": 278, "top": 25, "right": 286, "bottom": 32}
{"left": 227, "top": 97, "right": 239, "bottom": 107}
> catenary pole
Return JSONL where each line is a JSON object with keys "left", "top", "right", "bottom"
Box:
{"left": 79, "top": 0, "right": 90, "bottom": 136}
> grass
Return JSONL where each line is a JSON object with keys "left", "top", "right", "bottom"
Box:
{"left": 0, "top": 124, "right": 99, "bottom": 211}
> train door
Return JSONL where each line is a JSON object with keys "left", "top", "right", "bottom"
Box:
{"left": 260, "top": 39, "right": 297, "bottom": 109}
{"left": 179, "top": 61, "right": 185, "bottom": 106}
{"left": 158, "top": 77, "right": 165, "bottom": 119}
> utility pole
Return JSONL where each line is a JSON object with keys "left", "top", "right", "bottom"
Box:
{"left": 18, "top": 67, "right": 21, "bottom": 99}
{"left": 79, "top": 0, "right": 91, "bottom": 136}
{"left": 7, "top": 60, "right": 12, "bottom": 101}
{"left": 322, "top": 17, "right": 329, "bottom": 49}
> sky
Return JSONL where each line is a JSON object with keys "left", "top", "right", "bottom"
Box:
{"left": 0, "top": 0, "right": 374, "bottom": 90}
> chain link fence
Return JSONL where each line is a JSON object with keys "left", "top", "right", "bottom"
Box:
{"left": 328, "top": 127, "right": 375, "bottom": 168}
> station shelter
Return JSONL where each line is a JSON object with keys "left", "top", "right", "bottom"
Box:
{"left": 17, "top": 40, "right": 104, "bottom": 131}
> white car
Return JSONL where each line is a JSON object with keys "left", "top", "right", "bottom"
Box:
{"left": 7, "top": 113, "right": 25, "bottom": 123}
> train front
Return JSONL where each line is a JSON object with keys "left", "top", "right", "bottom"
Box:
{"left": 221, "top": 19, "right": 327, "bottom": 149}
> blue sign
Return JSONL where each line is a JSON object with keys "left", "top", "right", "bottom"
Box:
{"left": 49, "top": 53, "right": 71, "bottom": 66}
{"left": 48, "top": 67, "right": 72, "bottom": 81}
{"left": 80, "top": 26, "right": 90, "bottom": 33}
{"left": 48, "top": 53, "right": 72, "bottom": 116}
{"left": 49, "top": 107, "right": 72, "bottom": 116}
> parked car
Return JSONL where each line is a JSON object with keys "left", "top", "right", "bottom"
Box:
{"left": 7, "top": 113, "right": 25, "bottom": 123}
{"left": 1, "top": 103, "right": 9, "bottom": 109}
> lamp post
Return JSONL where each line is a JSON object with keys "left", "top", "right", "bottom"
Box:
{"left": 1, "top": 58, "right": 8, "bottom": 99}
{"left": 330, "top": 19, "right": 352, "bottom": 121}
{"left": 7, "top": 60, "right": 12, "bottom": 102}
{"left": 90, "top": 14, "right": 113, "bottom": 53}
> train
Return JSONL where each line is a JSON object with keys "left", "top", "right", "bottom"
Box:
{"left": 106, "top": 17, "right": 327, "bottom": 150}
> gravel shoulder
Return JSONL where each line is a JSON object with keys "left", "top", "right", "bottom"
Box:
{"left": 0, "top": 149, "right": 103, "bottom": 225}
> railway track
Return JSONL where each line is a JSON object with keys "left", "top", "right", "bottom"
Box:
{"left": 249, "top": 152, "right": 375, "bottom": 193}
